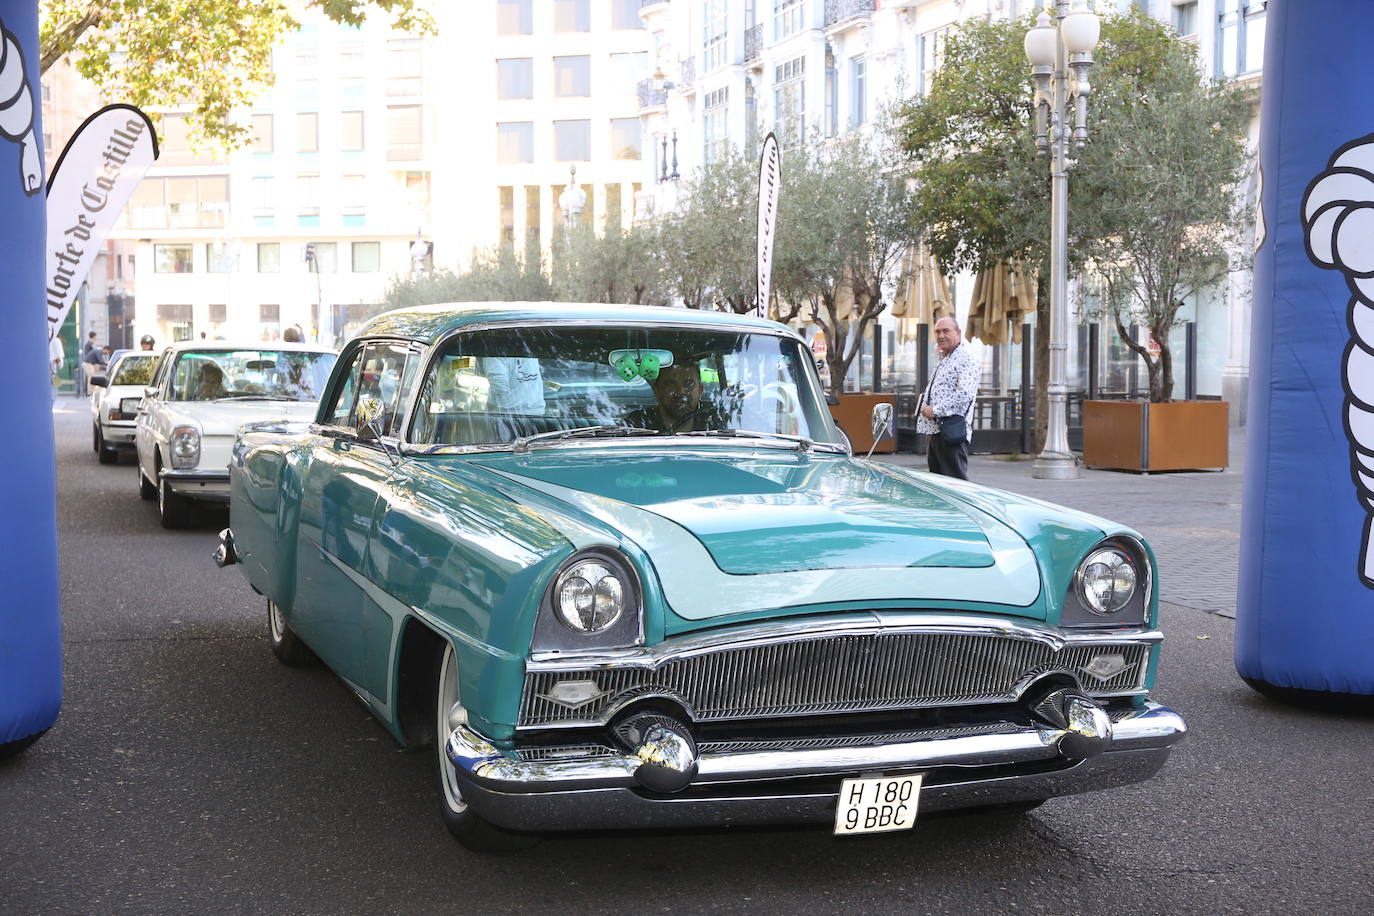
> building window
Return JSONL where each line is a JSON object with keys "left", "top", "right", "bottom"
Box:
{"left": 342, "top": 174, "right": 367, "bottom": 209}
{"left": 774, "top": 56, "right": 805, "bottom": 148}
{"left": 774, "top": 0, "right": 803, "bottom": 41}
{"left": 339, "top": 41, "right": 365, "bottom": 78}
{"left": 850, "top": 55, "right": 866, "bottom": 128}
{"left": 388, "top": 38, "right": 422, "bottom": 96}
{"left": 703, "top": 0, "right": 727, "bottom": 72}
{"left": 824, "top": 50, "right": 837, "bottom": 137}
{"left": 296, "top": 112, "right": 318, "bottom": 152}
{"left": 209, "top": 303, "right": 227, "bottom": 324}
{"left": 206, "top": 243, "right": 229, "bottom": 273}
{"left": 525, "top": 185, "right": 541, "bottom": 240}
{"left": 250, "top": 114, "right": 273, "bottom": 152}
{"left": 554, "top": 0, "right": 590, "bottom": 33}
{"left": 497, "top": 0, "right": 533, "bottom": 35}
{"left": 1173, "top": 1, "right": 1199, "bottom": 37}
{"left": 610, "top": 118, "right": 641, "bottom": 160}
{"left": 497, "top": 58, "right": 534, "bottom": 99}
{"left": 1214, "top": 0, "right": 1266, "bottom": 77}
{"left": 612, "top": 0, "right": 642, "bottom": 29}
{"left": 296, "top": 44, "right": 319, "bottom": 79}
{"left": 297, "top": 173, "right": 320, "bottom": 213}
{"left": 352, "top": 241, "right": 381, "bottom": 273}
{"left": 260, "top": 303, "right": 281, "bottom": 324}
{"left": 387, "top": 105, "right": 423, "bottom": 160}
{"left": 605, "top": 183, "right": 622, "bottom": 231}
{"left": 128, "top": 176, "right": 226, "bottom": 229}
{"left": 157, "top": 304, "right": 194, "bottom": 342}
{"left": 554, "top": 56, "right": 591, "bottom": 97}
{"left": 308, "top": 241, "right": 338, "bottom": 273}
{"left": 258, "top": 242, "right": 281, "bottom": 273}
{"left": 703, "top": 87, "right": 728, "bottom": 164}
{"left": 252, "top": 176, "right": 275, "bottom": 210}
{"left": 610, "top": 52, "right": 648, "bottom": 93}
{"left": 340, "top": 111, "right": 364, "bottom": 151}
{"left": 497, "top": 121, "right": 535, "bottom": 163}
{"left": 154, "top": 245, "right": 193, "bottom": 274}
{"left": 160, "top": 114, "right": 226, "bottom": 166}
{"left": 918, "top": 25, "right": 953, "bottom": 96}
{"left": 500, "top": 186, "right": 515, "bottom": 244}
{"left": 554, "top": 119, "right": 591, "bottom": 161}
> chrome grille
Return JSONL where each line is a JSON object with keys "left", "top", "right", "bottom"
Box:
{"left": 519, "top": 631, "right": 1148, "bottom": 728}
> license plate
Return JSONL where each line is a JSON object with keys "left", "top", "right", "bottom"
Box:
{"left": 834, "top": 774, "right": 922, "bottom": 835}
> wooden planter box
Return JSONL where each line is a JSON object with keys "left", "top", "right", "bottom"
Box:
{"left": 1083, "top": 400, "right": 1228, "bottom": 472}
{"left": 829, "top": 393, "right": 897, "bottom": 454}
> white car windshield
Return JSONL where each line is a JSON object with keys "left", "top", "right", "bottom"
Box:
{"left": 410, "top": 326, "right": 842, "bottom": 448}
{"left": 168, "top": 350, "right": 337, "bottom": 402}
{"left": 109, "top": 354, "right": 157, "bottom": 386}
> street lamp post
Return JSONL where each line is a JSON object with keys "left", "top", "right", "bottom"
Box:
{"left": 1025, "top": 0, "right": 1100, "bottom": 480}
{"left": 558, "top": 163, "right": 587, "bottom": 228}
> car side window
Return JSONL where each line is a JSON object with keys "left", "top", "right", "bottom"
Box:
{"left": 323, "top": 348, "right": 365, "bottom": 429}
{"left": 351, "top": 342, "right": 411, "bottom": 437}
{"left": 148, "top": 349, "right": 173, "bottom": 395}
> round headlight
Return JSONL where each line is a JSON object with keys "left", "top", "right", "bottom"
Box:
{"left": 555, "top": 561, "right": 625, "bottom": 633}
{"left": 1078, "top": 548, "right": 1137, "bottom": 615}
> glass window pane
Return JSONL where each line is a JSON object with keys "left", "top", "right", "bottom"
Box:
{"left": 554, "top": 0, "right": 590, "bottom": 32}
{"left": 610, "top": 118, "right": 641, "bottom": 160}
{"left": 612, "top": 0, "right": 642, "bottom": 30}
{"left": 497, "top": 58, "right": 534, "bottom": 99}
{"left": 553, "top": 56, "right": 590, "bottom": 97}
{"left": 352, "top": 241, "right": 381, "bottom": 272}
{"left": 296, "top": 112, "right": 318, "bottom": 152}
{"left": 340, "top": 111, "right": 364, "bottom": 151}
{"left": 258, "top": 242, "right": 281, "bottom": 273}
{"left": 496, "top": 0, "right": 533, "bottom": 35}
{"left": 154, "top": 245, "right": 193, "bottom": 273}
{"left": 553, "top": 120, "right": 591, "bottom": 161}
{"left": 387, "top": 106, "right": 423, "bottom": 160}
{"left": 497, "top": 122, "right": 534, "bottom": 163}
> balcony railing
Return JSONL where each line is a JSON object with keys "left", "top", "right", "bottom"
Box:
{"left": 745, "top": 23, "right": 762, "bottom": 62}
{"left": 637, "top": 77, "right": 668, "bottom": 110}
{"left": 824, "top": 0, "right": 875, "bottom": 28}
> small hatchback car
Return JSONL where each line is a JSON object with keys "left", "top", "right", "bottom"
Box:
{"left": 219, "top": 302, "right": 1185, "bottom": 850}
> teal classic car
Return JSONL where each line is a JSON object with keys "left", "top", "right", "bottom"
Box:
{"left": 218, "top": 302, "right": 1185, "bottom": 851}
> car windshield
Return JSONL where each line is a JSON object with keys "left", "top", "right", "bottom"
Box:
{"left": 410, "top": 325, "right": 843, "bottom": 448}
{"left": 110, "top": 353, "right": 157, "bottom": 386}
{"left": 168, "top": 349, "right": 337, "bottom": 402}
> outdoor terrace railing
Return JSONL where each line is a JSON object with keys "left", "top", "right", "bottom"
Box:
{"left": 824, "top": 0, "right": 876, "bottom": 28}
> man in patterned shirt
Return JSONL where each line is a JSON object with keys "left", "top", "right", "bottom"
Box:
{"left": 917, "top": 316, "right": 980, "bottom": 479}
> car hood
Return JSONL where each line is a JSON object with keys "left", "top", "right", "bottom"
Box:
{"left": 465, "top": 450, "right": 1043, "bottom": 619}
{"left": 168, "top": 399, "right": 319, "bottom": 435}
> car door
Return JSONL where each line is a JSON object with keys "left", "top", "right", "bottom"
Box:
{"left": 291, "top": 340, "right": 417, "bottom": 705}
{"left": 134, "top": 348, "right": 175, "bottom": 481}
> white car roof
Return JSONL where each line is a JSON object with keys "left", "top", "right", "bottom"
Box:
{"left": 161, "top": 341, "right": 337, "bottom": 355}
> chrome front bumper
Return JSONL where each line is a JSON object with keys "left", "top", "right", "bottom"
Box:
{"left": 447, "top": 701, "right": 1186, "bottom": 832}
{"left": 159, "top": 467, "right": 230, "bottom": 502}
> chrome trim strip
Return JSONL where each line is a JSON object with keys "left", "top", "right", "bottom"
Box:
{"left": 527, "top": 613, "right": 1163, "bottom": 669}
{"left": 158, "top": 468, "right": 230, "bottom": 482}
{"left": 449, "top": 702, "right": 1185, "bottom": 796}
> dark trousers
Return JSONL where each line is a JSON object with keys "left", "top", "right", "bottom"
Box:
{"left": 927, "top": 433, "right": 969, "bottom": 480}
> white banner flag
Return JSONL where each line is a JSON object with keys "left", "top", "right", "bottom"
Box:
{"left": 755, "top": 132, "right": 781, "bottom": 318}
{"left": 44, "top": 104, "right": 158, "bottom": 342}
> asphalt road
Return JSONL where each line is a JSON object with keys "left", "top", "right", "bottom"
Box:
{"left": 3, "top": 402, "right": 1372, "bottom": 914}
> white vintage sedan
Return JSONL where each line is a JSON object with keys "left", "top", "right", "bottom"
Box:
{"left": 90, "top": 350, "right": 160, "bottom": 464}
{"left": 135, "top": 341, "right": 337, "bottom": 528}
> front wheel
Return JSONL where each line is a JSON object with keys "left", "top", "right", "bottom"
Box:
{"left": 158, "top": 472, "right": 192, "bottom": 529}
{"left": 96, "top": 426, "right": 117, "bottom": 464}
{"left": 433, "top": 642, "right": 539, "bottom": 852}
{"left": 267, "top": 599, "right": 316, "bottom": 667}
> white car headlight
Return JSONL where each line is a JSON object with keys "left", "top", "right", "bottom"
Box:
{"left": 169, "top": 426, "right": 201, "bottom": 469}
{"left": 1077, "top": 548, "right": 1138, "bottom": 616}
{"left": 555, "top": 560, "right": 626, "bottom": 633}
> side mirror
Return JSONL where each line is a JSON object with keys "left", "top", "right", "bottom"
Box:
{"left": 824, "top": 392, "right": 840, "bottom": 407}
{"left": 89, "top": 375, "right": 108, "bottom": 388}
{"left": 866, "top": 402, "right": 894, "bottom": 460}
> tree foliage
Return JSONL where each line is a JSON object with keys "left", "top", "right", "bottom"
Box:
{"left": 897, "top": 9, "right": 1251, "bottom": 403}
{"left": 39, "top": 1, "right": 435, "bottom": 148}
{"left": 384, "top": 238, "right": 550, "bottom": 309}
{"left": 554, "top": 223, "right": 669, "bottom": 306}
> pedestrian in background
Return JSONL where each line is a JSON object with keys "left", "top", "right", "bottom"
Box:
{"left": 80, "top": 335, "right": 106, "bottom": 395}
{"left": 139, "top": 335, "right": 155, "bottom": 351}
{"left": 916, "top": 316, "right": 980, "bottom": 480}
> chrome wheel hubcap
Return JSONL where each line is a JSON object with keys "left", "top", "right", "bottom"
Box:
{"left": 437, "top": 645, "right": 467, "bottom": 814}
